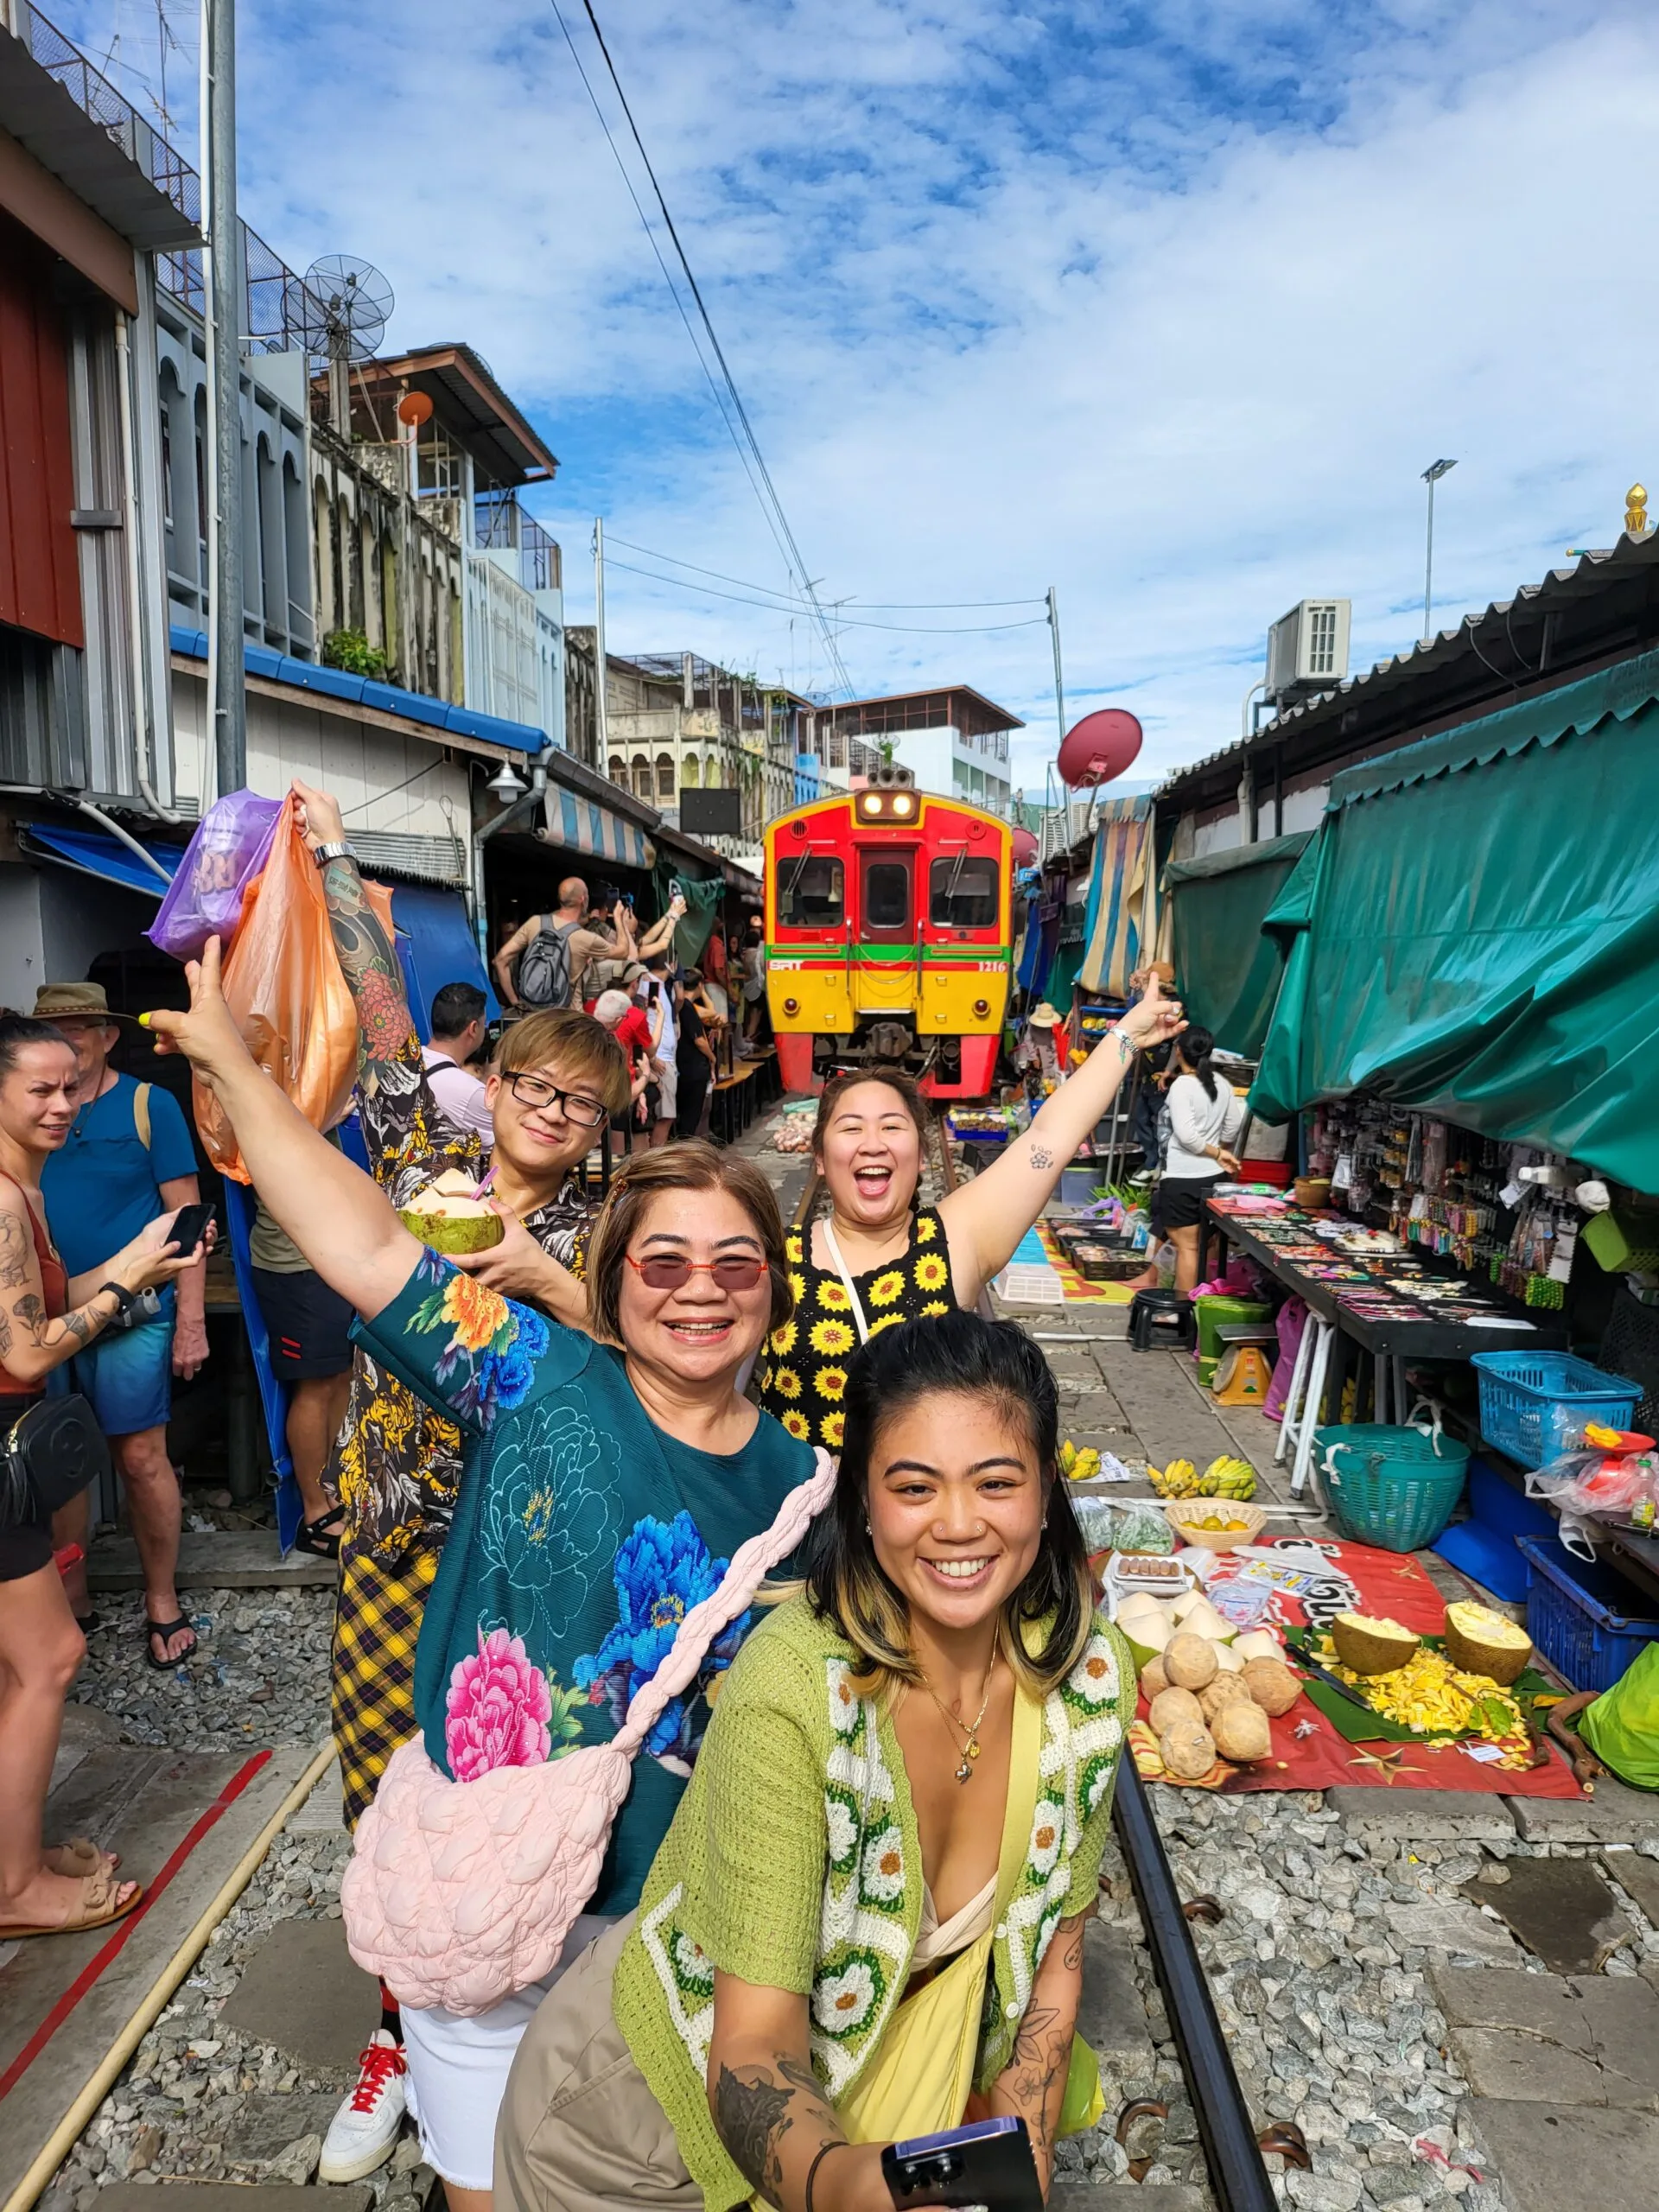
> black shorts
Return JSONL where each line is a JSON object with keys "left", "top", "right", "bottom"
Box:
{"left": 0, "top": 1395, "right": 54, "bottom": 1581}
{"left": 1159, "top": 1176, "right": 1222, "bottom": 1232}
{"left": 251, "top": 1266, "right": 356, "bottom": 1379}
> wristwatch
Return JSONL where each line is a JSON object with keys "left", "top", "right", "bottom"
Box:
{"left": 99, "top": 1281, "right": 137, "bottom": 1319}
{"left": 312, "top": 840, "right": 357, "bottom": 869}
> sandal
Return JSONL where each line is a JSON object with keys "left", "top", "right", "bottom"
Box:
{"left": 45, "top": 1836, "right": 120, "bottom": 1878}
{"left": 0, "top": 1866, "right": 143, "bottom": 1941}
{"left": 73, "top": 1611, "right": 102, "bottom": 1634}
{"left": 293, "top": 1503, "right": 345, "bottom": 1560}
{"left": 144, "top": 1615, "right": 199, "bottom": 1669}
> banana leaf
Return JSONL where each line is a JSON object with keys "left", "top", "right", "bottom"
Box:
{"left": 1285, "top": 1628, "right": 1553, "bottom": 1744}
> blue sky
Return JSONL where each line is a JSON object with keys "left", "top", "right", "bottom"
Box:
{"left": 59, "top": 0, "right": 1659, "bottom": 795}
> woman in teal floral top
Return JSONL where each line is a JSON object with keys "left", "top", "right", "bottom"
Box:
{"left": 146, "top": 941, "right": 811, "bottom": 2212}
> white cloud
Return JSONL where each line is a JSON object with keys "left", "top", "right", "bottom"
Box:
{"left": 60, "top": 0, "right": 1659, "bottom": 794}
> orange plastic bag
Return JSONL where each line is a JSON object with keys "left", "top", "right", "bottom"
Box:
{"left": 194, "top": 797, "right": 395, "bottom": 1182}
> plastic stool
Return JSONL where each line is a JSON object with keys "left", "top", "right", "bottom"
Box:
{"left": 1128, "top": 1288, "right": 1195, "bottom": 1353}
{"left": 1212, "top": 1344, "right": 1274, "bottom": 1406}
{"left": 1274, "top": 1313, "right": 1336, "bottom": 1497}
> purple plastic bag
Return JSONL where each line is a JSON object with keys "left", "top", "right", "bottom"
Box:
{"left": 146, "top": 791, "right": 283, "bottom": 961}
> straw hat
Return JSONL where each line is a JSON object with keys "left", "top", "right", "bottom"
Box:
{"left": 1027, "top": 1001, "right": 1064, "bottom": 1029}
{"left": 32, "top": 982, "right": 134, "bottom": 1026}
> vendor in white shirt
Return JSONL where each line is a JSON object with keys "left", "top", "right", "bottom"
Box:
{"left": 1160, "top": 1025, "right": 1244, "bottom": 1295}
{"left": 419, "top": 982, "right": 493, "bottom": 1145}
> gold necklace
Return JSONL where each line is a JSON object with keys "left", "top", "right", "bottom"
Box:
{"left": 922, "top": 1662, "right": 997, "bottom": 1783}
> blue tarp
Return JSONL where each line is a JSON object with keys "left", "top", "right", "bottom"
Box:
{"left": 18, "top": 823, "right": 186, "bottom": 896}
{"left": 382, "top": 880, "right": 499, "bottom": 1034}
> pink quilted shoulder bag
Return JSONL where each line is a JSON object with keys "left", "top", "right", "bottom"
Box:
{"left": 340, "top": 1447, "right": 834, "bottom": 2016}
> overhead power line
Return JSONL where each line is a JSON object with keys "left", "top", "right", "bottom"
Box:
{"left": 548, "top": 0, "right": 855, "bottom": 697}
{"left": 605, "top": 535, "right": 1046, "bottom": 613}
{"left": 603, "top": 555, "right": 1049, "bottom": 634}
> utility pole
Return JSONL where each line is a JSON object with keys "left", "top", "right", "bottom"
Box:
{"left": 1421, "top": 458, "right": 1456, "bottom": 646}
{"left": 200, "top": 0, "right": 245, "bottom": 796}
{"left": 593, "top": 518, "right": 608, "bottom": 769}
{"left": 1046, "top": 585, "right": 1066, "bottom": 747}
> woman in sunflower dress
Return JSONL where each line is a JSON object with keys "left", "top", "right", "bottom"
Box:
{"left": 758, "top": 974, "right": 1186, "bottom": 1450}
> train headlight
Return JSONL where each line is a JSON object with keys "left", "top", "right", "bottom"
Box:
{"left": 783, "top": 996, "right": 800, "bottom": 1016}
{"left": 973, "top": 998, "right": 989, "bottom": 1017}
{"left": 890, "top": 792, "right": 915, "bottom": 817}
{"left": 856, "top": 792, "right": 887, "bottom": 820}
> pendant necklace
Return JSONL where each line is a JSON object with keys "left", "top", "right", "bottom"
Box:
{"left": 924, "top": 1662, "right": 996, "bottom": 1783}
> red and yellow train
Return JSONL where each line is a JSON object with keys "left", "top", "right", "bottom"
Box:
{"left": 762, "top": 768, "right": 1014, "bottom": 1097}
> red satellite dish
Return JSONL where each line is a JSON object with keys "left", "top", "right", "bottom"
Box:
{"left": 1058, "top": 709, "right": 1142, "bottom": 789}
{"left": 1010, "top": 827, "right": 1039, "bottom": 867}
{"left": 397, "top": 389, "right": 435, "bottom": 428}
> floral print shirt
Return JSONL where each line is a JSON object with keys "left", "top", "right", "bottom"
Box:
{"left": 754, "top": 1206, "right": 958, "bottom": 1452}
{"left": 353, "top": 1249, "right": 815, "bottom": 1916}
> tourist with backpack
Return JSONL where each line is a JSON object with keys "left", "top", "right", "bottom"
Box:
{"left": 35, "top": 982, "right": 207, "bottom": 1668}
{"left": 493, "top": 881, "right": 632, "bottom": 1014}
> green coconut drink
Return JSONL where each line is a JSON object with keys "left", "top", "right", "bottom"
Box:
{"left": 397, "top": 1169, "right": 505, "bottom": 1255}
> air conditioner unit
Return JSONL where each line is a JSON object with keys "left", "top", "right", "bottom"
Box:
{"left": 1265, "top": 600, "right": 1351, "bottom": 703}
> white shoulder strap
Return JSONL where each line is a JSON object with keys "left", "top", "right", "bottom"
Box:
{"left": 819, "top": 1220, "right": 871, "bottom": 1347}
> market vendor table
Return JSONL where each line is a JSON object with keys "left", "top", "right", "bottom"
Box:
{"left": 1207, "top": 1198, "right": 1567, "bottom": 1444}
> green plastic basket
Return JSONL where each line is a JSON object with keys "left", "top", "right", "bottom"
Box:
{"left": 1313, "top": 1422, "right": 1471, "bottom": 1553}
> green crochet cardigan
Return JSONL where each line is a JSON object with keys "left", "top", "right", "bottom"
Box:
{"left": 610, "top": 1592, "right": 1135, "bottom": 2209}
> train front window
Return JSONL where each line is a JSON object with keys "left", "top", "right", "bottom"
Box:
{"left": 929, "top": 855, "right": 998, "bottom": 929}
{"left": 778, "top": 854, "right": 844, "bottom": 928}
{"left": 862, "top": 859, "right": 912, "bottom": 933}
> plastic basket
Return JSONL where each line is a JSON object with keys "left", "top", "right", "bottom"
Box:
{"left": 1470, "top": 1351, "right": 1640, "bottom": 1465}
{"left": 1581, "top": 1209, "right": 1659, "bottom": 1275}
{"left": 1313, "top": 1421, "right": 1471, "bottom": 1552}
{"left": 1517, "top": 1534, "right": 1659, "bottom": 1694}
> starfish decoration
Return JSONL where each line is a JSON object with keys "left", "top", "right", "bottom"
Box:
{"left": 1347, "top": 1744, "right": 1421, "bottom": 1784}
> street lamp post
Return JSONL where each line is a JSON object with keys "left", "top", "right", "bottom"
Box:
{"left": 1421, "top": 458, "right": 1457, "bottom": 646}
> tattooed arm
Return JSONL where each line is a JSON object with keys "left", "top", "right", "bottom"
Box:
{"left": 984, "top": 1911, "right": 1090, "bottom": 2195}
{"left": 935, "top": 972, "right": 1189, "bottom": 1306}
{"left": 708, "top": 1980, "right": 887, "bottom": 2212}
{"left": 0, "top": 1192, "right": 205, "bottom": 1386}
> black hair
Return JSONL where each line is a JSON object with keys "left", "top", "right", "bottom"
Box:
{"left": 683, "top": 967, "right": 704, "bottom": 989}
{"left": 645, "top": 949, "right": 671, "bottom": 972}
{"left": 0, "top": 1014, "right": 79, "bottom": 1079}
{"left": 429, "top": 982, "right": 487, "bottom": 1039}
{"left": 590, "top": 882, "right": 620, "bottom": 914}
{"left": 802, "top": 1310, "right": 1093, "bottom": 1697}
{"left": 1179, "top": 1024, "right": 1217, "bottom": 1099}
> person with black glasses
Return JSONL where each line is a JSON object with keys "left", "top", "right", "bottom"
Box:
{"left": 279, "top": 781, "right": 631, "bottom": 2190}
{"left": 141, "top": 944, "right": 810, "bottom": 2212}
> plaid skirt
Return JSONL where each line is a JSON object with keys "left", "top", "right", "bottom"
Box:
{"left": 332, "top": 1530, "right": 442, "bottom": 1829}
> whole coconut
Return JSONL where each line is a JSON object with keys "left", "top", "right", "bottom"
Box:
{"left": 1163, "top": 1631, "right": 1218, "bottom": 1691}
{"left": 1160, "top": 1719, "right": 1217, "bottom": 1780}
{"left": 1139, "top": 1656, "right": 1171, "bottom": 1701}
{"left": 1148, "top": 1685, "right": 1205, "bottom": 1734}
{"left": 1242, "top": 1657, "right": 1301, "bottom": 1716}
{"left": 1211, "top": 1700, "right": 1272, "bottom": 1764}
{"left": 1198, "top": 1673, "right": 1253, "bottom": 1725}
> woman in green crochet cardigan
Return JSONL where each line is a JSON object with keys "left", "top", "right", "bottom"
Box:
{"left": 499, "top": 1310, "right": 1135, "bottom": 2212}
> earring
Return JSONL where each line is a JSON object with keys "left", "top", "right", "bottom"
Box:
{"left": 864, "top": 1517, "right": 872, "bottom": 1535}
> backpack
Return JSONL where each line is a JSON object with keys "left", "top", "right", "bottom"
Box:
{"left": 514, "top": 918, "right": 576, "bottom": 1009}
{"left": 133, "top": 1081, "right": 153, "bottom": 1150}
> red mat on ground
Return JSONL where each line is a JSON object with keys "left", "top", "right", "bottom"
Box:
{"left": 1129, "top": 1536, "right": 1583, "bottom": 1799}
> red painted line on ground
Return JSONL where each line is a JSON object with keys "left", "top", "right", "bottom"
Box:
{"left": 0, "top": 1746, "right": 273, "bottom": 2101}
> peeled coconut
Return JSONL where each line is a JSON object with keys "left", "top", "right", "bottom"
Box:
{"left": 1231, "top": 1630, "right": 1283, "bottom": 1665}
{"left": 1139, "top": 1655, "right": 1170, "bottom": 1700}
{"left": 1198, "top": 1673, "right": 1252, "bottom": 1724}
{"left": 1160, "top": 1719, "right": 1217, "bottom": 1780}
{"left": 1330, "top": 1611, "right": 1420, "bottom": 1676}
{"left": 1148, "top": 1685, "right": 1205, "bottom": 1734}
{"left": 1211, "top": 1640, "right": 1244, "bottom": 1674}
{"left": 398, "top": 1169, "right": 504, "bottom": 1255}
{"left": 1242, "top": 1657, "right": 1301, "bottom": 1716}
{"left": 1164, "top": 1631, "right": 1218, "bottom": 1691}
{"left": 1172, "top": 1591, "right": 1235, "bottom": 1642}
{"left": 1211, "top": 1700, "right": 1272, "bottom": 1764}
{"left": 1443, "top": 1601, "right": 1533, "bottom": 1688}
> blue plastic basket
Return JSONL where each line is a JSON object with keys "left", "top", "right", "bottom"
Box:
{"left": 1517, "top": 1535, "right": 1659, "bottom": 1694}
{"left": 1470, "top": 1351, "right": 1640, "bottom": 1465}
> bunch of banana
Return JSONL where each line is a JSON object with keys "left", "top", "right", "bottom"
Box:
{"left": 1058, "top": 1439, "right": 1103, "bottom": 1482}
{"left": 1203, "top": 1453, "right": 1257, "bottom": 1502}
{"left": 1147, "top": 1457, "right": 1199, "bottom": 1498}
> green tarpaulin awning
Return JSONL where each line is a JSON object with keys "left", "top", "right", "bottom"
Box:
{"left": 1248, "top": 647, "right": 1659, "bottom": 1190}
{"left": 1165, "top": 830, "right": 1312, "bottom": 1058}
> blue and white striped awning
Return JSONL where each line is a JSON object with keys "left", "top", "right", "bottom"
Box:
{"left": 543, "top": 785, "right": 653, "bottom": 870}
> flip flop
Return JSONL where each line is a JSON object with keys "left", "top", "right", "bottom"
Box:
{"left": 0, "top": 1867, "right": 143, "bottom": 1941}
{"left": 144, "top": 1616, "right": 199, "bottom": 1669}
{"left": 293, "top": 1503, "right": 345, "bottom": 1560}
{"left": 73, "top": 1611, "right": 102, "bottom": 1634}
{"left": 45, "top": 1837, "right": 120, "bottom": 1878}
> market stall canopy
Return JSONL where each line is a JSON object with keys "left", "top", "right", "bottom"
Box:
{"left": 1249, "top": 648, "right": 1659, "bottom": 1190}
{"left": 1165, "top": 830, "right": 1311, "bottom": 1058}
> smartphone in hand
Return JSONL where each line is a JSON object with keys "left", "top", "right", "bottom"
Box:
{"left": 880, "top": 2118, "right": 1042, "bottom": 2212}
{"left": 164, "top": 1201, "right": 215, "bottom": 1255}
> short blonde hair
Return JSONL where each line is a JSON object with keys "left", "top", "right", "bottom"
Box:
{"left": 584, "top": 1141, "right": 794, "bottom": 1344}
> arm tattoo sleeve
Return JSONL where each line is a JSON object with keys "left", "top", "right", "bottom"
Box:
{"left": 714, "top": 2065, "right": 795, "bottom": 2199}
{"left": 0, "top": 1211, "right": 32, "bottom": 1290}
{"left": 321, "top": 856, "right": 420, "bottom": 1093}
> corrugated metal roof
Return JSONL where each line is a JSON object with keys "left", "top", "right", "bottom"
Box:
{"left": 1156, "top": 531, "right": 1659, "bottom": 800}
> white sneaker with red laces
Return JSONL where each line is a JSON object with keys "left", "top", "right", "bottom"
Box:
{"left": 320, "top": 2029, "right": 407, "bottom": 2182}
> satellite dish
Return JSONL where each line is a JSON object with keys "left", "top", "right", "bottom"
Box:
{"left": 397, "top": 390, "right": 434, "bottom": 428}
{"left": 1010, "top": 827, "right": 1039, "bottom": 868}
{"left": 1058, "top": 709, "right": 1143, "bottom": 790}
{"left": 296, "top": 255, "right": 395, "bottom": 362}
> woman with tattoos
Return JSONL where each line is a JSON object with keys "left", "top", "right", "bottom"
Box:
{"left": 0, "top": 1016, "right": 207, "bottom": 1938}
{"left": 757, "top": 977, "right": 1185, "bottom": 1452}
{"left": 499, "top": 1310, "right": 1135, "bottom": 2212}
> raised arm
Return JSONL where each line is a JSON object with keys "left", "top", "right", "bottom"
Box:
{"left": 290, "top": 780, "right": 418, "bottom": 1098}
{"left": 493, "top": 916, "right": 538, "bottom": 1008}
{"left": 633, "top": 890, "right": 686, "bottom": 960}
{"left": 938, "top": 975, "right": 1186, "bottom": 1305}
{"left": 145, "top": 938, "right": 421, "bottom": 1324}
